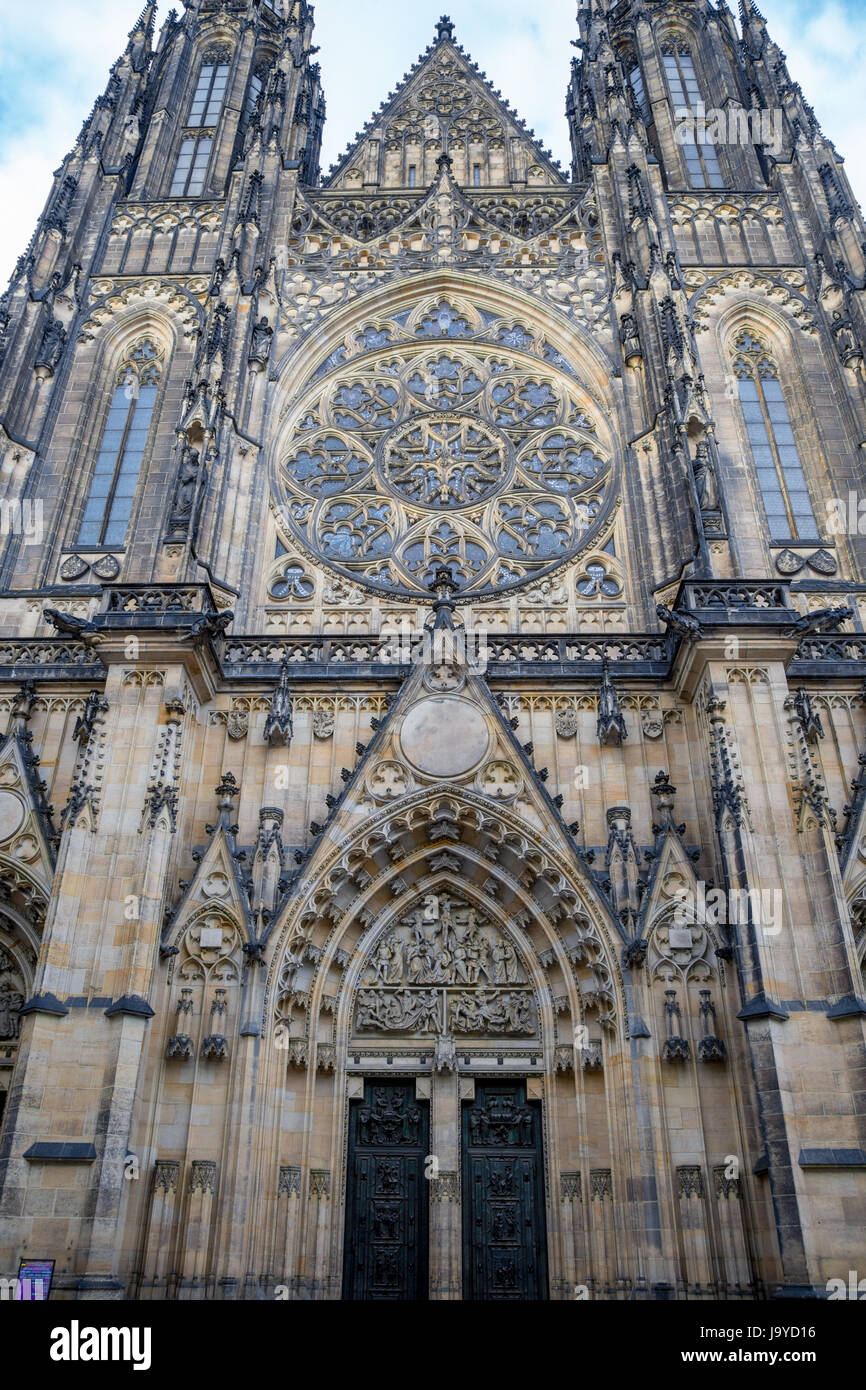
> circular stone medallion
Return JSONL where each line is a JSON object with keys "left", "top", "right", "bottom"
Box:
{"left": 0, "top": 791, "right": 26, "bottom": 843}
{"left": 399, "top": 697, "right": 489, "bottom": 778}
{"left": 381, "top": 413, "right": 509, "bottom": 509}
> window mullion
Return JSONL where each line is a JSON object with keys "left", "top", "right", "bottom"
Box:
{"left": 755, "top": 374, "right": 798, "bottom": 538}
{"left": 99, "top": 389, "right": 137, "bottom": 545}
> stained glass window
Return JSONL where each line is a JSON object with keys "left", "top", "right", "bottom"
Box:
{"left": 78, "top": 341, "right": 162, "bottom": 548}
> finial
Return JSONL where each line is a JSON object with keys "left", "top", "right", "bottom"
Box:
{"left": 264, "top": 658, "right": 294, "bottom": 746}
{"left": 429, "top": 565, "right": 459, "bottom": 628}
{"left": 435, "top": 149, "right": 453, "bottom": 175}
{"left": 436, "top": 15, "right": 455, "bottom": 42}
{"left": 215, "top": 771, "right": 240, "bottom": 819}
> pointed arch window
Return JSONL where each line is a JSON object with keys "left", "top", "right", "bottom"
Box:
{"left": 663, "top": 46, "right": 723, "bottom": 189}
{"left": 732, "top": 332, "right": 819, "bottom": 542}
{"left": 78, "top": 341, "right": 163, "bottom": 548}
{"left": 170, "top": 50, "right": 231, "bottom": 198}
{"left": 242, "top": 60, "right": 271, "bottom": 133}
{"left": 188, "top": 57, "right": 231, "bottom": 127}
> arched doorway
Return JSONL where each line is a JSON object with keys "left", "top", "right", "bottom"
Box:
{"left": 340, "top": 889, "right": 550, "bottom": 1299}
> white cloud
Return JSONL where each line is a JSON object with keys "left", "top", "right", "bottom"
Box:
{"left": 0, "top": 0, "right": 864, "bottom": 283}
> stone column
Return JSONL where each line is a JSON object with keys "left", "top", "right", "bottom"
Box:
{"left": 425, "top": 1070, "right": 462, "bottom": 1299}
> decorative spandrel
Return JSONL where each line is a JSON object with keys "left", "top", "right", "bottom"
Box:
{"left": 353, "top": 893, "right": 536, "bottom": 1037}
{"left": 273, "top": 305, "right": 613, "bottom": 597}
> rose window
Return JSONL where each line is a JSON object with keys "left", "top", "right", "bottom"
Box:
{"left": 382, "top": 414, "right": 508, "bottom": 508}
{"left": 273, "top": 300, "right": 615, "bottom": 597}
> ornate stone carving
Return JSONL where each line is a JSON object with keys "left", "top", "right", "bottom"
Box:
{"left": 354, "top": 894, "right": 535, "bottom": 1036}
{"left": 367, "top": 759, "right": 410, "bottom": 800}
{"left": 560, "top": 1171, "right": 582, "bottom": 1202}
{"left": 153, "top": 1161, "right": 179, "bottom": 1194}
{"left": 226, "top": 711, "right": 249, "bottom": 741}
{"left": 309, "top": 1169, "right": 331, "bottom": 1198}
{"left": 189, "top": 1160, "right": 217, "bottom": 1195}
{"left": 278, "top": 1165, "right": 302, "bottom": 1197}
{"left": 713, "top": 1166, "right": 741, "bottom": 1199}
{"left": 677, "top": 1165, "right": 704, "bottom": 1199}
{"left": 555, "top": 709, "right": 580, "bottom": 738}
{"left": 589, "top": 1169, "right": 612, "bottom": 1201}
{"left": 478, "top": 759, "right": 521, "bottom": 800}
{"left": 264, "top": 659, "right": 294, "bottom": 745}
{"left": 0, "top": 972, "right": 24, "bottom": 1040}
{"left": 312, "top": 710, "right": 335, "bottom": 739}
{"left": 430, "top": 1170, "right": 459, "bottom": 1202}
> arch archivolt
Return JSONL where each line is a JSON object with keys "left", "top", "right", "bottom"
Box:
{"left": 79, "top": 281, "right": 203, "bottom": 346}
{"left": 272, "top": 269, "right": 619, "bottom": 417}
{"left": 265, "top": 785, "right": 624, "bottom": 1061}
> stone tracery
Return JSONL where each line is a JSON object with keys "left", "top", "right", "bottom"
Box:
{"left": 274, "top": 297, "right": 613, "bottom": 596}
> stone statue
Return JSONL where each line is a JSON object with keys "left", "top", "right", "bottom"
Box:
{"left": 619, "top": 312, "right": 642, "bottom": 366}
{"left": 693, "top": 441, "right": 719, "bottom": 512}
{"left": 169, "top": 445, "right": 201, "bottom": 532}
{"left": 249, "top": 315, "right": 274, "bottom": 367}
{"left": 0, "top": 982, "right": 24, "bottom": 1039}
{"left": 36, "top": 316, "right": 67, "bottom": 373}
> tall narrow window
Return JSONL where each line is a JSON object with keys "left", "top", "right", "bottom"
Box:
{"left": 170, "top": 136, "right": 213, "bottom": 197}
{"left": 628, "top": 62, "right": 650, "bottom": 122}
{"left": 473, "top": 163, "right": 482, "bottom": 187}
{"left": 663, "top": 47, "right": 723, "bottom": 188}
{"left": 732, "top": 331, "right": 819, "bottom": 541}
{"left": 408, "top": 164, "right": 417, "bottom": 187}
{"left": 243, "top": 68, "right": 265, "bottom": 127}
{"left": 188, "top": 59, "right": 230, "bottom": 127}
{"left": 78, "top": 341, "right": 162, "bottom": 548}
{"left": 170, "top": 50, "right": 230, "bottom": 198}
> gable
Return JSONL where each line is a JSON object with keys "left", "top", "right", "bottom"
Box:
{"left": 324, "top": 30, "right": 566, "bottom": 193}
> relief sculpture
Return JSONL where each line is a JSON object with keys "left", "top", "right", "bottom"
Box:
{"left": 353, "top": 894, "right": 535, "bottom": 1036}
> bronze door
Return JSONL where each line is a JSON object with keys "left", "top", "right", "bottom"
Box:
{"left": 462, "top": 1082, "right": 548, "bottom": 1300}
{"left": 343, "top": 1081, "right": 429, "bottom": 1300}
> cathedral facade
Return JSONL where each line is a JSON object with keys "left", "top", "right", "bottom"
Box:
{"left": 0, "top": 0, "right": 864, "bottom": 1300}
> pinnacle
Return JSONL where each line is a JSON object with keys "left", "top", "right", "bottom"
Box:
{"left": 436, "top": 15, "right": 455, "bottom": 43}
{"left": 128, "top": 0, "right": 157, "bottom": 39}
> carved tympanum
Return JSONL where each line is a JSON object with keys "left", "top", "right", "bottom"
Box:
{"left": 354, "top": 893, "right": 535, "bottom": 1036}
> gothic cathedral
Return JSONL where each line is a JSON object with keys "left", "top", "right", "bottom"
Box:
{"left": 0, "top": 0, "right": 864, "bottom": 1302}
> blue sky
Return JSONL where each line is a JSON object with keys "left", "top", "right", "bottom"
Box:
{"left": 1, "top": 0, "right": 865, "bottom": 280}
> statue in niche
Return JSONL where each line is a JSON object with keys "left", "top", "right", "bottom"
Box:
{"left": 693, "top": 441, "right": 719, "bottom": 513}
{"left": 36, "top": 317, "right": 67, "bottom": 373}
{"left": 169, "top": 444, "right": 201, "bottom": 534}
{"left": 249, "top": 315, "right": 274, "bottom": 367}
